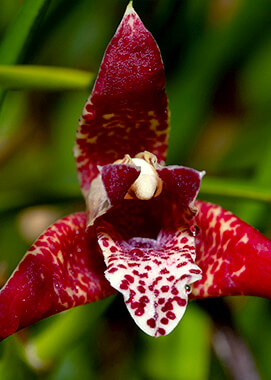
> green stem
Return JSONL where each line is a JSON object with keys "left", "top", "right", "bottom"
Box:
{"left": 0, "top": 65, "right": 94, "bottom": 90}
{"left": 199, "top": 177, "right": 271, "bottom": 203}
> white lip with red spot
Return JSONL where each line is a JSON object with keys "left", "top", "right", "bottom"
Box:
{"left": 97, "top": 223, "right": 202, "bottom": 337}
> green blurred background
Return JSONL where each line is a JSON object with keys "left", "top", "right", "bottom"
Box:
{"left": 0, "top": 0, "right": 271, "bottom": 379}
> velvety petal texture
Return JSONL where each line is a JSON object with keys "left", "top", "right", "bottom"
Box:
{"left": 192, "top": 201, "right": 271, "bottom": 299}
{"left": 0, "top": 213, "right": 114, "bottom": 341}
{"left": 74, "top": 3, "right": 169, "bottom": 198}
{"left": 98, "top": 222, "right": 201, "bottom": 337}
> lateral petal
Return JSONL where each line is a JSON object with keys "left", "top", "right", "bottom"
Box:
{"left": 74, "top": 3, "right": 169, "bottom": 198}
{"left": 86, "top": 163, "right": 140, "bottom": 226}
{"left": 192, "top": 201, "right": 271, "bottom": 299}
{"left": 0, "top": 212, "right": 114, "bottom": 340}
{"left": 157, "top": 166, "right": 205, "bottom": 217}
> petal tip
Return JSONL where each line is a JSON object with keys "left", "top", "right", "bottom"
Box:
{"left": 200, "top": 170, "right": 206, "bottom": 180}
{"left": 125, "top": 1, "right": 135, "bottom": 15}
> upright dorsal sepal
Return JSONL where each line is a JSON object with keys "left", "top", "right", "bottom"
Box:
{"left": 74, "top": 2, "right": 169, "bottom": 199}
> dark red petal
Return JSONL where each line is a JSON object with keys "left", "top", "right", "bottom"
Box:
{"left": 74, "top": 4, "right": 169, "bottom": 198}
{"left": 0, "top": 213, "right": 114, "bottom": 340}
{"left": 97, "top": 221, "right": 201, "bottom": 337}
{"left": 86, "top": 163, "right": 140, "bottom": 227}
{"left": 192, "top": 201, "right": 271, "bottom": 299}
{"left": 158, "top": 166, "right": 205, "bottom": 215}
{"left": 101, "top": 164, "right": 140, "bottom": 205}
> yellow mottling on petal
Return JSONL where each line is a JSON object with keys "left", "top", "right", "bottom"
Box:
{"left": 86, "top": 136, "right": 98, "bottom": 144}
{"left": 57, "top": 251, "right": 64, "bottom": 264}
{"left": 239, "top": 234, "right": 249, "bottom": 244}
{"left": 103, "top": 113, "right": 115, "bottom": 120}
{"left": 232, "top": 265, "right": 246, "bottom": 278}
{"left": 149, "top": 118, "right": 159, "bottom": 130}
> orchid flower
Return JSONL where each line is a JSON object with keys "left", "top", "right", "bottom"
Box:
{"left": 0, "top": 3, "right": 270, "bottom": 340}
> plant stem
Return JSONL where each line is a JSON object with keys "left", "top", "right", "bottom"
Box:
{"left": 0, "top": 65, "right": 94, "bottom": 91}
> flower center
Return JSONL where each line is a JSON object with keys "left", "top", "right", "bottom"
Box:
{"left": 125, "top": 158, "right": 162, "bottom": 200}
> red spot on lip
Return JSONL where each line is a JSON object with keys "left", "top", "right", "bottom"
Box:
{"left": 161, "top": 301, "right": 173, "bottom": 312}
{"left": 161, "top": 317, "right": 169, "bottom": 325}
{"left": 147, "top": 318, "right": 156, "bottom": 328}
{"left": 130, "top": 249, "right": 143, "bottom": 256}
{"left": 108, "top": 267, "right": 118, "bottom": 273}
{"left": 153, "top": 259, "right": 162, "bottom": 265}
{"left": 137, "top": 286, "right": 145, "bottom": 293}
{"left": 120, "top": 279, "right": 129, "bottom": 290}
{"left": 167, "top": 311, "right": 176, "bottom": 320}
{"left": 135, "top": 308, "right": 144, "bottom": 316}
{"left": 102, "top": 240, "right": 109, "bottom": 247}
{"left": 140, "top": 272, "right": 149, "bottom": 279}
{"left": 173, "top": 296, "right": 186, "bottom": 307}
{"left": 108, "top": 257, "right": 118, "bottom": 262}
{"left": 158, "top": 298, "right": 165, "bottom": 304}
{"left": 171, "top": 288, "right": 179, "bottom": 295}
{"left": 139, "top": 296, "right": 149, "bottom": 304}
{"left": 110, "top": 246, "right": 118, "bottom": 253}
{"left": 189, "top": 269, "right": 201, "bottom": 274}
{"left": 118, "top": 264, "right": 127, "bottom": 269}
{"left": 125, "top": 275, "right": 134, "bottom": 283}
{"left": 177, "top": 262, "right": 187, "bottom": 268}
{"left": 161, "top": 285, "right": 169, "bottom": 293}
{"left": 157, "top": 328, "right": 166, "bottom": 336}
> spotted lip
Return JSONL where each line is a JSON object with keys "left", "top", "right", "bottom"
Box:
{"left": 98, "top": 221, "right": 202, "bottom": 337}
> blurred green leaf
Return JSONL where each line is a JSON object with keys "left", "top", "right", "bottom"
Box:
{"left": 27, "top": 297, "right": 114, "bottom": 368}
{"left": 50, "top": 92, "right": 89, "bottom": 181}
{"left": 140, "top": 305, "right": 211, "bottom": 380}
{"left": 217, "top": 119, "right": 271, "bottom": 174}
{"left": 234, "top": 132, "right": 271, "bottom": 226}
{"left": 0, "top": 336, "right": 36, "bottom": 380}
{"left": 167, "top": 0, "right": 271, "bottom": 164}
{"left": 241, "top": 36, "right": 271, "bottom": 110}
{"left": 0, "top": 0, "right": 52, "bottom": 104}
{"left": 0, "top": 91, "right": 28, "bottom": 157}
{"left": 200, "top": 177, "right": 271, "bottom": 204}
{"left": 0, "top": 0, "right": 51, "bottom": 65}
{"left": 48, "top": 343, "right": 95, "bottom": 380}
